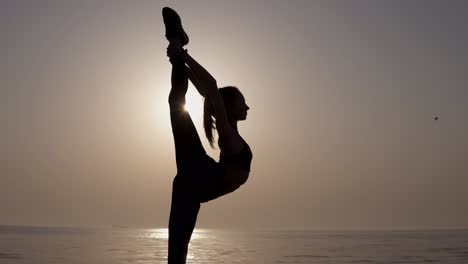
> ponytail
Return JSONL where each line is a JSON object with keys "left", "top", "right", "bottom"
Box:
{"left": 203, "top": 86, "right": 240, "bottom": 149}
{"left": 203, "top": 96, "right": 216, "bottom": 148}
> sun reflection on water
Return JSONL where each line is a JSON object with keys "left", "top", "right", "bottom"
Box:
{"left": 134, "top": 228, "right": 217, "bottom": 262}
{"left": 140, "top": 228, "right": 212, "bottom": 240}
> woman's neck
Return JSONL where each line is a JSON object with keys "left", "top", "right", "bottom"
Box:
{"left": 229, "top": 118, "right": 238, "bottom": 131}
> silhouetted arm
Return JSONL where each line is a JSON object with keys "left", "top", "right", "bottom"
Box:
{"left": 182, "top": 52, "right": 217, "bottom": 94}
{"left": 185, "top": 66, "right": 205, "bottom": 96}
{"left": 168, "top": 45, "right": 208, "bottom": 97}
{"left": 182, "top": 52, "right": 235, "bottom": 144}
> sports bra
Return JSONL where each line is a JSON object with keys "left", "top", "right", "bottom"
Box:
{"left": 219, "top": 139, "right": 253, "bottom": 172}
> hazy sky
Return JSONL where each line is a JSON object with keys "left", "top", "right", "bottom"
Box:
{"left": 2, "top": 0, "right": 468, "bottom": 230}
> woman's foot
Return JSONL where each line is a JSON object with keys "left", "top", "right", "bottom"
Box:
{"left": 162, "top": 7, "right": 189, "bottom": 46}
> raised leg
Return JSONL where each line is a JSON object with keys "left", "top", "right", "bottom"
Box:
{"left": 168, "top": 58, "right": 206, "bottom": 173}
{"left": 167, "top": 55, "right": 204, "bottom": 264}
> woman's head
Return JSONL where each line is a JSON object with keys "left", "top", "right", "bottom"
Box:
{"left": 203, "top": 86, "right": 250, "bottom": 147}
{"left": 219, "top": 86, "right": 250, "bottom": 121}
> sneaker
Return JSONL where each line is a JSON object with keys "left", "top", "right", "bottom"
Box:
{"left": 162, "top": 7, "right": 189, "bottom": 46}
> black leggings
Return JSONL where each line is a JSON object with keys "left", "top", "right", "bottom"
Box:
{"left": 167, "top": 61, "right": 223, "bottom": 264}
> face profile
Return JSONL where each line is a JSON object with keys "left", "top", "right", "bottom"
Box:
{"left": 226, "top": 92, "right": 250, "bottom": 122}
{"left": 235, "top": 94, "right": 250, "bottom": 121}
{"left": 218, "top": 86, "right": 249, "bottom": 123}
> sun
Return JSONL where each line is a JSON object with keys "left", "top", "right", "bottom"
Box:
{"left": 184, "top": 88, "right": 204, "bottom": 123}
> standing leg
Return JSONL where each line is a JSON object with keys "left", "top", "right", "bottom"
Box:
{"left": 168, "top": 175, "right": 200, "bottom": 264}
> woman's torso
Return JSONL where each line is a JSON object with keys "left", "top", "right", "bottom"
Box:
{"left": 219, "top": 136, "right": 252, "bottom": 189}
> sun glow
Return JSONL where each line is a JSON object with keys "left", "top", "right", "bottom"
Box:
{"left": 184, "top": 88, "right": 204, "bottom": 123}
{"left": 142, "top": 228, "right": 210, "bottom": 240}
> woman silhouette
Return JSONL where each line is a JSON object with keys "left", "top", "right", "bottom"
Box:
{"left": 162, "top": 7, "right": 253, "bottom": 264}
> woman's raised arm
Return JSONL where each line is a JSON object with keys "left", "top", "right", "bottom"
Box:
{"left": 181, "top": 51, "right": 235, "bottom": 147}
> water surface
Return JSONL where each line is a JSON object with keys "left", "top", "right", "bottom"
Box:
{"left": 1, "top": 226, "right": 467, "bottom": 263}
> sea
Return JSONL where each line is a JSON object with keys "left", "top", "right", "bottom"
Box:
{"left": 1, "top": 226, "right": 467, "bottom": 263}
